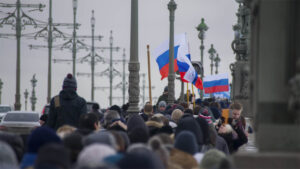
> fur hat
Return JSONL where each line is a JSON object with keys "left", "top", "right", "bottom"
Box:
{"left": 63, "top": 73, "right": 77, "bottom": 89}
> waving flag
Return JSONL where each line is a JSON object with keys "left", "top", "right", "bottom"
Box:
{"left": 154, "top": 35, "right": 182, "bottom": 80}
{"left": 176, "top": 34, "right": 203, "bottom": 89}
{"left": 203, "top": 73, "right": 229, "bottom": 94}
{"left": 154, "top": 33, "right": 203, "bottom": 89}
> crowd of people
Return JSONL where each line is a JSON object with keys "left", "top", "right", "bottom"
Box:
{"left": 0, "top": 74, "right": 249, "bottom": 169}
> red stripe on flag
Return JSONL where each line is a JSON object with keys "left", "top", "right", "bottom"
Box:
{"left": 204, "top": 85, "right": 229, "bottom": 94}
{"left": 194, "top": 77, "right": 203, "bottom": 89}
{"left": 159, "top": 59, "right": 178, "bottom": 80}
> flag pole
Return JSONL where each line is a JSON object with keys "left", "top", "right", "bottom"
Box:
{"left": 147, "top": 45, "right": 152, "bottom": 105}
{"left": 187, "top": 83, "right": 189, "bottom": 105}
{"left": 192, "top": 84, "right": 195, "bottom": 109}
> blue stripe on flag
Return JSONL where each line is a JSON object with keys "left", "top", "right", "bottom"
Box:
{"left": 203, "top": 79, "right": 228, "bottom": 88}
{"left": 156, "top": 45, "right": 179, "bottom": 70}
{"left": 177, "top": 60, "right": 190, "bottom": 72}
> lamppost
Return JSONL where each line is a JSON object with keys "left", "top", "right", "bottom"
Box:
{"left": 30, "top": 75, "right": 37, "bottom": 111}
{"left": 196, "top": 18, "right": 208, "bottom": 99}
{"left": 214, "top": 53, "right": 220, "bottom": 74}
{"left": 127, "top": 0, "right": 140, "bottom": 114}
{"left": 0, "top": 1, "right": 45, "bottom": 110}
{"left": 29, "top": 0, "right": 76, "bottom": 103}
{"left": 72, "top": 0, "right": 78, "bottom": 77}
{"left": 0, "top": 79, "right": 3, "bottom": 104}
{"left": 208, "top": 44, "right": 216, "bottom": 75}
{"left": 24, "top": 89, "right": 29, "bottom": 111}
{"left": 167, "top": 0, "right": 177, "bottom": 105}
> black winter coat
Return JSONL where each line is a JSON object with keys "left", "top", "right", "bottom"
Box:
{"left": 47, "top": 89, "right": 87, "bottom": 130}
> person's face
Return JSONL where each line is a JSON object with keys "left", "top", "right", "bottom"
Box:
{"left": 218, "top": 124, "right": 227, "bottom": 134}
{"left": 39, "top": 120, "right": 45, "bottom": 126}
{"left": 232, "top": 109, "right": 241, "bottom": 120}
{"left": 159, "top": 106, "right": 166, "bottom": 112}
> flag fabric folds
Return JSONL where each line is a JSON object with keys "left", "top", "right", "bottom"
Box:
{"left": 203, "top": 73, "right": 229, "bottom": 94}
{"left": 154, "top": 33, "right": 203, "bottom": 89}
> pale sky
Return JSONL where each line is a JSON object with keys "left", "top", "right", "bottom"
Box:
{"left": 0, "top": 0, "right": 238, "bottom": 111}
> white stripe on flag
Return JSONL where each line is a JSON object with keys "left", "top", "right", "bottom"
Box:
{"left": 203, "top": 73, "right": 228, "bottom": 82}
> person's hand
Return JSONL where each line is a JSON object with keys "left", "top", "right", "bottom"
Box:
{"left": 110, "top": 120, "right": 127, "bottom": 130}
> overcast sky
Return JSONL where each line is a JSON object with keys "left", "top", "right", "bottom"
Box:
{"left": 0, "top": 0, "right": 238, "bottom": 111}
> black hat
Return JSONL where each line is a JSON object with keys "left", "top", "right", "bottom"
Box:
{"left": 63, "top": 73, "right": 77, "bottom": 89}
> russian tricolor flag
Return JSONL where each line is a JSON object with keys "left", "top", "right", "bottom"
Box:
{"left": 154, "top": 36, "right": 182, "bottom": 80}
{"left": 154, "top": 33, "right": 203, "bottom": 89}
{"left": 203, "top": 73, "right": 229, "bottom": 94}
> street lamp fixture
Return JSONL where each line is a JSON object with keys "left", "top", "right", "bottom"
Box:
{"left": 91, "top": 10, "right": 95, "bottom": 26}
{"left": 196, "top": 18, "right": 208, "bottom": 99}
{"left": 24, "top": 89, "right": 29, "bottom": 111}
{"left": 214, "top": 53, "right": 221, "bottom": 74}
{"left": 73, "top": 0, "right": 78, "bottom": 9}
{"left": 208, "top": 44, "right": 216, "bottom": 75}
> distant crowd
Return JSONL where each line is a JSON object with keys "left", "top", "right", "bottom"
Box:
{"left": 0, "top": 74, "right": 250, "bottom": 169}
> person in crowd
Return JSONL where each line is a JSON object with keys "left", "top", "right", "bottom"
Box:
{"left": 89, "top": 103, "right": 104, "bottom": 122}
{"left": 0, "top": 131, "right": 24, "bottom": 163}
{"left": 56, "top": 125, "right": 76, "bottom": 139}
{"left": 200, "top": 149, "right": 231, "bottom": 169}
{"left": 78, "top": 113, "right": 100, "bottom": 133}
{"left": 156, "top": 101, "right": 167, "bottom": 114}
{"left": 0, "top": 141, "right": 19, "bottom": 169}
{"left": 34, "top": 143, "right": 71, "bottom": 169}
{"left": 156, "top": 86, "right": 169, "bottom": 107}
{"left": 20, "top": 127, "right": 61, "bottom": 169}
{"left": 169, "top": 109, "right": 183, "bottom": 129}
{"left": 39, "top": 114, "right": 48, "bottom": 126}
{"left": 140, "top": 103, "right": 154, "bottom": 121}
{"left": 228, "top": 102, "right": 246, "bottom": 131}
{"left": 127, "top": 114, "right": 149, "bottom": 144}
{"left": 47, "top": 73, "right": 87, "bottom": 130}
{"left": 217, "top": 123, "right": 248, "bottom": 154}
{"left": 76, "top": 144, "right": 116, "bottom": 169}
{"left": 63, "top": 133, "right": 83, "bottom": 165}
{"left": 175, "top": 114, "right": 204, "bottom": 150}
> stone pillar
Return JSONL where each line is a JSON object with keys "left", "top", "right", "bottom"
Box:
{"left": 127, "top": 0, "right": 140, "bottom": 114}
{"left": 167, "top": 0, "right": 177, "bottom": 104}
{"left": 234, "top": 0, "right": 300, "bottom": 168}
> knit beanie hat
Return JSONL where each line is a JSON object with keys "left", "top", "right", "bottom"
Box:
{"left": 77, "top": 144, "right": 116, "bottom": 168}
{"left": 0, "top": 141, "right": 18, "bottom": 169}
{"left": 63, "top": 73, "right": 77, "bottom": 89}
{"left": 175, "top": 131, "right": 198, "bottom": 155}
{"left": 35, "top": 143, "right": 71, "bottom": 169}
{"left": 200, "top": 149, "right": 227, "bottom": 169}
{"left": 27, "top": 127, "right": 61, "bottom": 153}
{"left": 158, "top": 101, "right": 167, "bottom": 108}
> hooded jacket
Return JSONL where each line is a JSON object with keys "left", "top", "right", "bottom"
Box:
{"left": 47, "top": 88, "right": 87, "bottom": 130}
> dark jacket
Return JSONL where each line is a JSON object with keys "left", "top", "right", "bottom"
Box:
{"left": 156, "top": 93, "right": 168, "bottom": 106}
{"left": 47, "top": 89, "right": 87, "bottom": 130}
